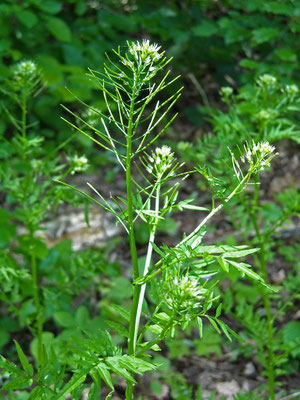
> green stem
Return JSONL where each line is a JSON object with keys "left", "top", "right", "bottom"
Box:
{"left": 126, "top": 97, "right": 140, "bottom": 400}
{"left": 22, "top": 91, "right": 27, "bottom": 138}
{"left": 133, "top": 183, "right": 161, "bottom": 352}
{"left": 251, "top": 174, "right": 275, "bottom": 400}
{"left": 30, "top": 230, "right": 43, "bottom": 366}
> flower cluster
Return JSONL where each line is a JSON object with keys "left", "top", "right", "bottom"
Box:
{"left": 13, "top": 60, "right": 42, "bottom": 93}
{"left": 128, "top": 39, "right": 163, "bottom": 64}
{"left": 82, "top": 107, "right": 101, "bottom": 128}
{"left": 145, "top": 146, "right": 175, "bottom": 178}
{"left": 220, "top": 86, "right": 233, "bottom": 101}
{"left": 240, "top": 141, "right": 276, "bottom": 172}
{"left": 256, "top": 74, "right": 277, "bottom": 89}
{"left": 284, "top": 84, "right": 299, "bottom": 96}
{"left": 68, "top": 155, "right": 89, "bottom": 175}
{"left": 164, "top": 275, "right": 207, "bottom": 316}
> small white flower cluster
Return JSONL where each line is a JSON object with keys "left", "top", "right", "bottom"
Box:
{"left": 284, "top": 84, "right": 299, "bottom": 95}
{"left": 68, "top": 155, "right": 89, "bottom": 174}
{"left": 128, "top": 39, "right": 163, "bottom": 64}
{"left": 220, "top": 86, "right": 233, "bottom": 98}
{"left": 256, "top": 74, "right": 277, "bottom": 89}
{"left": 240, "top": 141, "right": 276, "bottom": 172}
{"left": 165, "top": 275, "right": 206, "bottom": 312}
{"left": 146, "top": 145, "right": 175, "bottom": 178}
{"left": 14, "top": 60, "right": 38, "bottom": 82}
{"left": 257, "top": 109, "right": 273, "bottom": 121}
{"left": 83, "top": 107, "right": 101, "bottom": 127}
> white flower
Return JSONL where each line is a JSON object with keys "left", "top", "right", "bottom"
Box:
{"left": 220, "top": 86, "right": 233, "bottom": 98}
{"left": 256, "top": 74, "right": 277, "bottom": 89}
{"left": 284, "top": 84, "right": 299, "bottom": 95}
{"left": 146, "top": 146, "right": 175, "bottom": 178}
{"left": 166, "top": 275, "right": 206, "bottom": 311}
{"left": 14, "top": 60, "right": 38, "bottom": 81}
{"left": 68, "top": 155, "right": 89, "bottom": 174}
{"left": 128, "top": 39, "right": 163, "bottom": 63}
{"left": 83, "top": 107, "right": 101, "bottom": 127}
{"left": 257, "top": 110, "right": 271, "bottom": 120}
{"left": 240, "top": 141, "right": 276, "bottom": 172}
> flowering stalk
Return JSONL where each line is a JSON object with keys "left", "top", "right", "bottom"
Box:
{"left": 61, "top": 41, "right": 277, "bottom": 399}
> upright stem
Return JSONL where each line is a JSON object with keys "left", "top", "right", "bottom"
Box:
{"left": 126, "top": 97, "right": 140, "bottom": 400}
{"left": 30, "top": 230, "right": 43, "bottom": 366}
{"left": 133, "top": 183, "right": 161, "bottom": 350}
{"left": 22, "top": 91, "right": 27, "bottom": 138}
{"left": 251, "top": 174, "right": 275, "bottom": 400}
{"left": 22, "top": 92, "right": 44, "bottom": 366}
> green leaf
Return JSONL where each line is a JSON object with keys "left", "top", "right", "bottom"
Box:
{"left": 282, "top": 321, "right": 300, "bottom": 343}
{"left": 215, "top": 304, "right": 222, "bottom": 318}
{"left": 46, "top": 17, "right": 72, "bottom": 42}
{"left": 112, "top": 304, "right": 130, "bottom": 322}
{"left": 217, "top": 256, "right": 229, "bottom": 272}
{"left": 105, "top": 356, "right": 136, "bottom": 383}
{"left": 206, "top": 316, "right": 221, "bottom": 334}
{"left": 54, "top": 311, "right": 75, "bottom": 328}
{"left": 193, "top": 20, "right": 218, "bottom": 37}
{"left": 275, "top": 48, "right": 297, "bottom": 62}
{"left": 226, "top": 259, "right": 263, "bottom": 282}
{"left": 216, "top": 319, "right": 232, "bottom": 342}
{"left": 1, "top": 376, "right": 33, "bottom": 391}
{"left": 96, "top": 362, "right": 114, "bottom": 390}
{"left": 33, "top": 0, "right": 62, "bottom": 14}
{"left": 54, "top": 371, "right": 87, "bottom": 400}
{"left": 252, "top": 27, "right": 279, "bottom": 44}
{"left": 146, "top": 324, "right": 163, "bottom": 334}
{"left": 88, "top": 370, "right": 101, "bottom": 400}
{"left": 120, "top": 355, "right": 157, "bottom": 374}
{"left": 17, "top": 10, "right": 38, "bottom": 28}
{"left": 0, "top": 355, "right": 23, "bottom": 377}
{"left": 196, "top": 317, "right": 203, "bottom": 338}
{"left": 105, "top": 320, "right": 128, "bottom": 338}
{"left": 14, "top": 340, "right": 33, "bottom": 377}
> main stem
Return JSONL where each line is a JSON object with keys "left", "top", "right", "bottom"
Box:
{"left": 22, "top": 94, "right": 44, "bottom": 366}
{"left": 133, "top": 183, "right": 160, "bottom": 350}
{"left": 251, "top": 174, "right": 275, "bottom": 400}
{"left": 126, "top": 97, "right": 140, "bottom": 400}
{"left": 30, "top": 230, "right": 43, "bottom": 366}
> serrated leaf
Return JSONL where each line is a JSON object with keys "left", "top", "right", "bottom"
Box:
{"left": 0, "top": 355, "right": 23, "bottom": 376}
{"left": 105, "top": 356, "right": 136, "bottom": 383}
{"left": 54, "top": 371, "right": 87, "bottom": 399}
{"left": 121, "top": 356, "right": 157, "bottom": 374}
{"left": 97, "top": 362, "right": 114, "bottom": 390}
{"left": 14, "top": 340, "right": 34, "bottom": 377}
{"left": 226, "top": 259, "right": 263, "bottom": 281}
{"left": 112, "top": 304, "right": 130, "bottom": 322}
{"left": 29, "top": 385, "right": 44, "bottom": 400}
{"left": 1, "top": 376, "right": 33, "bottom": 391}
{"left": 105, "top": 320, "right": 128, "bottom": 338}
